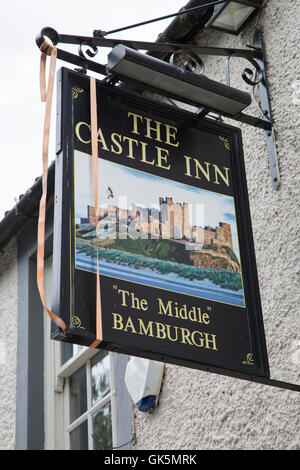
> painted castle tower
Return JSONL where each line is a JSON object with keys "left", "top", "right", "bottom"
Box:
{"left": 83, "top": 197, "right": 233, "bottom": 250}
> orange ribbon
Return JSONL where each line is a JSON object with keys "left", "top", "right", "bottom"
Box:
{"left": 89, "top": 77, "right": 103, "bottom": 348}
{"left": 38, "top": 43, "right": 102, "bottom": 344}
{"left": 37, "top": 40, "right": 67, "bottom": 332}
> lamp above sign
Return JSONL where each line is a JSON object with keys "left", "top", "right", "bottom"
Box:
{"left": 106, "top": 44, "right": 252, "bottom": 116}
{"left": 51, "top": 68, "right": 269, "bottom": 382}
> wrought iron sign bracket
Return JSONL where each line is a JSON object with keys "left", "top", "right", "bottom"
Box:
{"left": 253, "top": 30, "right": 280, "bottom": 190}
{"left": 36, "top": 26, "right": 280, "bottom": 189}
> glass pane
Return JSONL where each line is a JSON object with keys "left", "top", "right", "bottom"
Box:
{"left": 213, "top": 3, "right": 255, "bottom": 32}
{"left": 61, "top": 343, "right": 86, "bottom": 365}
{"left": 91, "top": 351, "right": 110, "bottom": 406}
{"left": 69, "top": 365, "right": 87, "bottom": 423}
{"left": 70, "top": 420, "right": 89, "bottom": 450}
{"left": 92, "top": 403, "right": 112, "bottom": 450}
{"left": 60, "top": 342, "right": 74, "bottom": 365}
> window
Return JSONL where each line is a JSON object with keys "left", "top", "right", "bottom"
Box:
{"left": 60, "top": 345, "right": 115, "bottom": 450}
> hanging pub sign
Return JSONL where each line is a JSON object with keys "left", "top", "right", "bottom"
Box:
{"left": 51, "top": 67, "right": 269, "bottom": 379}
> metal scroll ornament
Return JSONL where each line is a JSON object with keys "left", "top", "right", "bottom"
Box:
{"left": 226, "top": 54, "right": 264, "bottom": 88}
{"left": 78, "top": 43, "right": 99, "bottom": 59}
{"left": 169, "top": 49, "right": 205, "bottom": 75}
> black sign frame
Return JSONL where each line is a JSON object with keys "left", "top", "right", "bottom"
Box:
{"left": 51, "top": 67, "right": 269, "bottom": 380}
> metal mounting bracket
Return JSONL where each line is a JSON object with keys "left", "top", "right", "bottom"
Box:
{"left": 253, "top": 30, "right": 280, "bottom": 190}
{"left": 36, "top": 26, "right": 280, "bottom": 189}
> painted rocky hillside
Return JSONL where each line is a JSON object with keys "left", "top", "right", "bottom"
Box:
{"left": 76, "top": 224, "right": 240, "bottom": 274}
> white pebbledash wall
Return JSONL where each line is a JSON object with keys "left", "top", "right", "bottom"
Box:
{"left": 0, "top": 1, "right": 298, "bottom": 452}
{"left": 133, "top": 1, "right": 300, "bottom": 450}
{"left": 0, "top": 239, "right": 18, "bottom": 450}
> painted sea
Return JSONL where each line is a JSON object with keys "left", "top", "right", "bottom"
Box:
{"left": 75, "top": 251, "right": 245, "bottom": 307}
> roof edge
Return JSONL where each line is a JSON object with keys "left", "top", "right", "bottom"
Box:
{"left": 0, "top": 161, "right": 55, "bottom": 250}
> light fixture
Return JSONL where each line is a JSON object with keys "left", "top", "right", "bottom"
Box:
{"left": 106, "top": 44, "right": 251, "bottom": 116}
{"left": 206, "top": 0, "right": 263, "bottom": 35}
{"left": 35, "top": 18, "right": 280, "bottom": 188}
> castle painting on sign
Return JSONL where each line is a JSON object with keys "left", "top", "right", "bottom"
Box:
{"left": 74, "top": 151, "right": 245, "bottom": 308}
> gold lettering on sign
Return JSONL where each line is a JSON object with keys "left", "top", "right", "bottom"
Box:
{"left": 127, "top": 112, "right": 179, "bottom": 148}
{"left": 184, "top": 155, "right": 230, "bottom": 187}
{"left": 157, "top": 298, "right": 210, "bottom": 324}
{"left": 111, "top": 312, "right": 217, "bottom": 351}
{"left": 75, "top": 109, "right": 232, "bottom": 191}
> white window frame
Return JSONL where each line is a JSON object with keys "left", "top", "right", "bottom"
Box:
{"left": 59, "top": 347, "right": 117, "bottom": 450}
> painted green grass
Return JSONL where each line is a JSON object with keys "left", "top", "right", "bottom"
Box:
{"left": 76, "top": 242, "right": 242, "bottom": 291}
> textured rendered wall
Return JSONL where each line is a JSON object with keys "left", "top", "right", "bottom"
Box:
{"left": 133, "top": 0, "right": 300, "bottom": 450}
{"left": 0, "top": 238, "right": 18, "bottom": 450}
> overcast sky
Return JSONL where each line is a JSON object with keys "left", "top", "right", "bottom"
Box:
{"left": 0, "top": 0, "right": 185, "bottom": 220}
